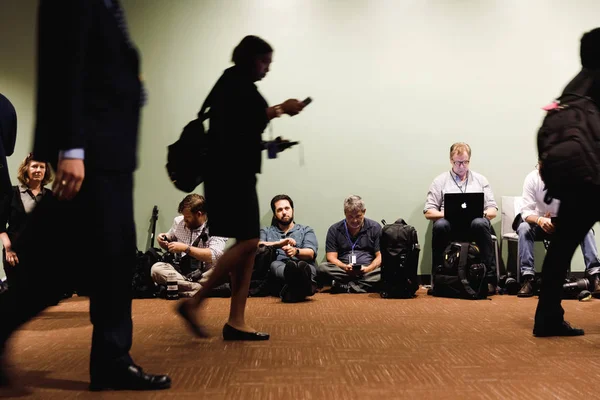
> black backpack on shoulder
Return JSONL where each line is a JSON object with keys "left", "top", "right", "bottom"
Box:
{"left": 166, "top": 87, "right": 217, "bottom": 193}
{"left": 537, "top": 72, "right": 600, "bottom": 202}
{"left": 379, "top": 218, "right": 420, "bottom": 299}
{"left": 432, "top": 242, "right": 487, "bottom": 300}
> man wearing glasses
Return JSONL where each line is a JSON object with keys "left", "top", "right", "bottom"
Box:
{"left": 423, "top": 142, "right": 498, "bottom": 295}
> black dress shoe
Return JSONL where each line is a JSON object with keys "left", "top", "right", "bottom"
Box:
{"left": 176, "top": 301, "right": 209, "bottom": 338}
{"left": 89, "top": 364, "right": 171, "bottom": 391}
{"left": 222, "top": 323, "right": 270, "bottom": 341}
{"left": 517, "top": 277, "right": 534, "bottom": 298}
{"left": 533, "top": 320, "right": 585, "bottom": 337}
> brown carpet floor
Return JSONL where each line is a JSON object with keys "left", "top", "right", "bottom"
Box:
{"left": 2, "top": 288, "right": 600, "bottom": 399}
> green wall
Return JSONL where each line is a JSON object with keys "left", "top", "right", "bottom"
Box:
{"left": 2, "top": 0, "right": 599, "bottom": 279}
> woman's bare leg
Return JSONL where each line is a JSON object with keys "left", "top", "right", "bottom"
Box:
{"left": 177, "top": 238, "right": 258, "bottom": 335}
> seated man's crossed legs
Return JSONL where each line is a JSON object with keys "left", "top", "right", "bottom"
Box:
{"left": 317, "top": 262, "right": 380, "bottom": 294}
{"left": 150, "top": 262, "right": 202, "bottom": 298}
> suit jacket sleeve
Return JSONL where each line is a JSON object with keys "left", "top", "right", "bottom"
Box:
{"left": 33, "top": 0, "right": 91, "bottom": 166}
{"left": 0, "top": 93, "right": 17, "bottom": 157}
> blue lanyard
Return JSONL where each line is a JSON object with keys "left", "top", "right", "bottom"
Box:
{"left": 344, "top": 220, "right": 361, "bottom": 252}
{"left": 450, "top": 171, "right": 468, "bottom": 193}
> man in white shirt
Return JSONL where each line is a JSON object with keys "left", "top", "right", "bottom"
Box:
{"left": 151, "top": 194, "right": 227, "bottom": 297}
{"left": 517, "top": 164, "right": 600, "bottom": 297}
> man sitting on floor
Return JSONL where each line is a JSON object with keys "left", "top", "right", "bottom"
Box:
{"left": 259, "top": 194, "right": 318, "bottom": 302}
{"left": 318, "top": 195, "right": 381, "bottom": 293}
{"left": 151, "top": 194, "right": 227, "bottom": 297}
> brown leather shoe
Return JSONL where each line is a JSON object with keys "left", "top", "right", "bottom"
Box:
{"left": 517, "top": 277, "right": 534, "bottom": 298}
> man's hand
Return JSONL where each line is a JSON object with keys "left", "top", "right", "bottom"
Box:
{"left": 167, "top": 242, "right": 187, "bottom": 253}
{"left": 339, "top": 264, "right": 353, "bottom": 273}
{"left": 360, "top": 266, "right": 372, "bottom": 274}
{"left": 157, "top": 234, "right": 169, "bottom": 250}
{"left": 5, "top": 250, "right": 19, "bottom": 266}
{"left": 538, "top": 212, "right": 555, "bottom": 234}
{"left": 53, "top": 158, "right": 85, "bottom": 201}
{"left": 282, "top": 245, "right": 298, "bottom": 258}
{"left": 280, "top": 238, "right": 296, "bottom": 247}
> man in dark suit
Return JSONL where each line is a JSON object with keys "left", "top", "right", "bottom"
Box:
{"left": 0, "top": 93, "right": 17, "bottom": 197}
{"left": 0, "top": 0, "right": 170, "bottom": 391}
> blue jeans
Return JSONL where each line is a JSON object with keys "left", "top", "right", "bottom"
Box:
{"left": 270, "top": 260, "right": 317, "bottom": 282}
{"left": 517, "top": 221, "right": 600, "bottom": 277}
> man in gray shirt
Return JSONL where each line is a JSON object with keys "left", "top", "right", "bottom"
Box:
{"left": 424, "top": 142, "right": 498, "bottom": 294}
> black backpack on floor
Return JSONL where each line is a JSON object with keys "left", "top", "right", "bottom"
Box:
{"left": 537, "top": 72, "right": 600, "bottom": 202}
{"left": 248, "top": 245, "right": 277, "bottom": 297}
{"left": 379, "top": 218, "right": 420, "bottom": 299}
{"left": 132, "top": 247, "right": 162, "bottom": 299}
{"left": 432, "top": 242, "right": 487, "bottom": 300}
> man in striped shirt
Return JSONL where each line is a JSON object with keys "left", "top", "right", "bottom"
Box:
{"left": 151, "top": 194, "right": 227, "bottom": 297}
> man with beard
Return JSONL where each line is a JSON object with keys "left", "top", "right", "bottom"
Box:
{"left": 152, "top": 194, "right": 227, "bottom": 297}
{"left": 259, "top": 194, "right": 318, "bottom": 302}
{"left": 318, "top": 195, "right": 382, "bottom": 293}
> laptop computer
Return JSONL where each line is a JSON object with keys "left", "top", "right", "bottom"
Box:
{"left": 444, "top": 192, "right": 484, "bottom": 241}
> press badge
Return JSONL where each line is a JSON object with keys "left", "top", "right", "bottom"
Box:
{"left": 350, "top": 253, "right": 357, "bottom": 265}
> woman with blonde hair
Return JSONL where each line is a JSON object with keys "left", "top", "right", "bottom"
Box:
{"left": 0, "top": 153, "right": 54, "bottom": 285}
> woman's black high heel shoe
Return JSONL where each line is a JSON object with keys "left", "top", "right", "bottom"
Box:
{"left": 222, "top": 323, "right": 270, "bottom": 341}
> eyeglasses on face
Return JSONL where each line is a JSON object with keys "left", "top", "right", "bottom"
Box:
{"left": 452, "top": 160, "right": 470, "bottom": 167}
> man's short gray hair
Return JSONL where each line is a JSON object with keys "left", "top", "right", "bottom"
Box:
{"left": 344, "top": 195, "right": 365, "bottom": 214}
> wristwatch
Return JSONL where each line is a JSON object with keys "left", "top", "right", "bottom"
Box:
{"left": 184, "top": 245, "right": 191, "bottom": 255}
{"left": 295, "top": 248, "right": 300, "bottom": 256}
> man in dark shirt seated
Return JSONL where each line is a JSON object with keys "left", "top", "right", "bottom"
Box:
{"left": 318, "top": 195, "right": 382, "bottom": 293}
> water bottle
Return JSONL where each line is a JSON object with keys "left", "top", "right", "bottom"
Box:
{"left": 166, "top": 271, "right": 179, "bottom": 300}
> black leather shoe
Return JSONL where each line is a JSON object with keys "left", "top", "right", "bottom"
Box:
{"left": 89, "top": 364, "right": 171, "bottom": 391}
{"left": 330, "top": 280, "right": 351, "bottom": 294}
{"left": 222, "top": 323, "right": 269, "bottom": 341}
{"left": 176, "top": 301, "right": 209, "bottom": 338}
{"left": 298, "top": 261, "right": 316, "bottom": 296}
{"left": 517, "top": 277, "right": 534, "bottom": 298}
{"left": 533, "top": 320, "right": 585, "bottom": 337}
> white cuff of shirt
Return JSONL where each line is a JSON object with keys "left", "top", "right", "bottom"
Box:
{"left": 59, "top": 149, "right": 85, "bottom": 160}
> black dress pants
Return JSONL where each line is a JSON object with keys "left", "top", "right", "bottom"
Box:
{"left": 534, "top": 191, "right": 600, "bottom": 328}
{"left": 0, "top": 172, "right": 136, "bottom": 380}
